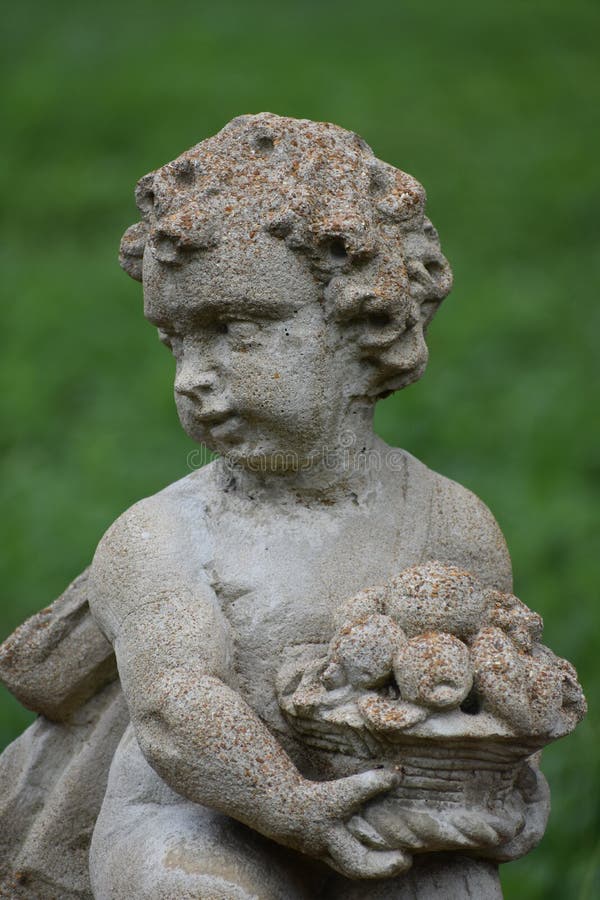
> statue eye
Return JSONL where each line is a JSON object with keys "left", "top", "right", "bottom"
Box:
{"left": 214, "top": 322, "right": 229, "bottom": 335}
{"left": 227, "top": 321, "right": 260, "bottom": 351}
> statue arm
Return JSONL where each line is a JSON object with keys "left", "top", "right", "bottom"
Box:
{"left": 88, "top": 500, "right": 407, "bottom": 879}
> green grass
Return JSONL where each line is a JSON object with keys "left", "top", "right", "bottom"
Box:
{"left": 1, "top": 1, "right": 598, "bottom": 895}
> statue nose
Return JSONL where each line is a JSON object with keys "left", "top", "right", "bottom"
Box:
{"left": 174, "top": 369, "right": 217, "bottom": 399}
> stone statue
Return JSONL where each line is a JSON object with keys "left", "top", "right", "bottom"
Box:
{"left": 0, "top": 114, "right": 586, "bottom": 899}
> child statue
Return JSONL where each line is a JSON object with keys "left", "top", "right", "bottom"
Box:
{"left": 0, "top": 114, "right": 585, "bottom": 899}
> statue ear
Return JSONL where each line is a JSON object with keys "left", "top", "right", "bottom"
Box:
{"left": 327, "top": 283, "right": 414, "bottom": 359}
{"left": 353, "top": 294, "right": 401, "bottom": 356}
{"left": 119, "top": 222, "right": 148, "bottom": 282}
{"left": 403, "top": 219, "right": 453, "bottom": 328}
{"left": 325, "top": 280, "right": 429, "bottom": 397}
{"left": 357, "top": 305, "right": 430, "bottom": 398}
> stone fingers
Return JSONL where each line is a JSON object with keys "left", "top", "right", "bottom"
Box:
{"left": 346, "top": 814, "right": 391, "bottom": 849}
{"left": 325, "top": 821, "right": 411, "bottom": 879}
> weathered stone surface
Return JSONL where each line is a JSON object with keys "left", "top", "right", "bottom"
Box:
{"left": 0, "top": 569, "right": 117, "bottom": 721}
{"left": 0, "top": 681, "right": 128, "bottom": 898}
{"left": 0, "top": 114, "right": 586, "bottom": 898}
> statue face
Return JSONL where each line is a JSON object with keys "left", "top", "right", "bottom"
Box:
{"left": 143, "top": 231, "right": 359, "bottom": 469}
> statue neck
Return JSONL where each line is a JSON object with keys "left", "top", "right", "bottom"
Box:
{"left": 215, "top": 403, "right": 388, "bottom": 505}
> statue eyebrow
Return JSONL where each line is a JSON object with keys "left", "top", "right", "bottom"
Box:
{"left": 218, "top": 291, "right": 298, "bottom": 319}
{"left": 145, "top": 294, "right": 295, "bottom": 330}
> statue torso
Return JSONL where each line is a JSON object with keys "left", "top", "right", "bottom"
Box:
{"left": 162, "top": 453, "right": 434, "bottom": 758}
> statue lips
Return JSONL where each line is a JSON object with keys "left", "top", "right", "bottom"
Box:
{"left": 195, "top": 410, "right": 243, "bottom": 440}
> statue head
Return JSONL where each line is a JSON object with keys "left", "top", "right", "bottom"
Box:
{"left": 120, "top": 114, "right": 452, "bottom": 467}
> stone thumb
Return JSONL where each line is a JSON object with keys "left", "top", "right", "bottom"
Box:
{"left": 334, "top": 768, "right": 398, "bottom": 814}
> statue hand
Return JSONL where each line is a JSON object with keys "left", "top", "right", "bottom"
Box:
{"left": 282, "top": 768, "right": 411, "bottom": 879}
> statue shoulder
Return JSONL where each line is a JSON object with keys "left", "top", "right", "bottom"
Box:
{"left": 420, "top": 465, "right": 513, "bottom": 592}
{"left": 89, "top": 466, "right": 216, "bottom": 641}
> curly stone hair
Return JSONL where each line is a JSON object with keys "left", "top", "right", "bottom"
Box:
{"left": 120, "top": 113, "right": 453, "bottom": 396}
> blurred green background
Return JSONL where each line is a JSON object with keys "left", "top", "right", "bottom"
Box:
{"left": 1, "top": 0, "right": 598, "bottom": 895}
